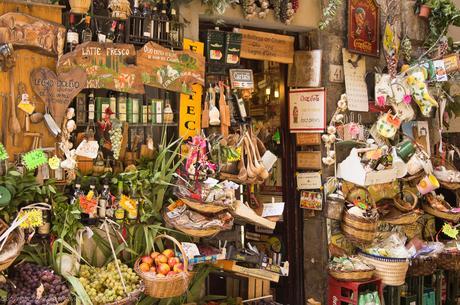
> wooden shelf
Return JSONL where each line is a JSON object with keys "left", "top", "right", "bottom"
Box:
{"left": 2, "top": 0, "right": 66, "bottom": 8}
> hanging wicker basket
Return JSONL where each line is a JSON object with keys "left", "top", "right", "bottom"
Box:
{"left": 69, "top": 0, "right": 91, "bottom": 14}
{"left": 358, "top": 252, "right": 409, "bottom": 286}
{"left": 341, "top": 208, "right": 379, "bottom": 246}
{"left": 134, "top": 234, "right": 191, "bottom": 299}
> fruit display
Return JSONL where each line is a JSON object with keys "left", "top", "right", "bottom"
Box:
{"left": 138, "top": 248, "right": 185, "bottom": 278}
{"left": 7, "top": 263, "right": 70, "bottom": 305}
{"left": 78, "top": 260, "right": 141, "bottom": 304}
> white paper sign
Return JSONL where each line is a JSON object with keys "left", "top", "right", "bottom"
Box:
{"left": 181, "top": 242, "right": 201, "bottom": 259}
{"left": 343, "top": 48, "right": 369, "bottom": 112}
{"left": 296, "top": 172, "right": 322, "bottom": 189}
{"left": 261, "top": 150, "right": 277, "bottom": 171}
{"left": 288, "top": 88, "right": 326, "bottom": 133}
{"left": 261, "top": 202, "right": 285, "bottom": 217}
{"left": 75, "top": 140, "right": 99, "bottom": 159}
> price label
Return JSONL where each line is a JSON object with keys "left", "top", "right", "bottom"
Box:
{"left": 22, "top": 149, "right": 48, "bottom": 170}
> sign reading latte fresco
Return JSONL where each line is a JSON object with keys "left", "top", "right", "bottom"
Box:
{"left": 137, "top": 42, "right": 205, "bottom": 95}
{"left": 237, "top": 28, "right": 294, "bottom": 64}
{"left": 347, "top": 0, "right": 380, "bottom": 57}
{"left": 57, "top": 42, "right": 144, "bottom": 94}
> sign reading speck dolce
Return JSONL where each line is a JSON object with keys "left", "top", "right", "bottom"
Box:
{"left": 289, "top": 88, "right": 326, "bottom": 133}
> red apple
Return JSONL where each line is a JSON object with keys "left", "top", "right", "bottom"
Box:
{"left": 162, "top": 249, "right": 174, "bottom": 259}
{"left": 168, "top": 257, "right": 180, "bottom": 268}
{"left": 157, "top": 263, "right": 170, "bottom": 275}
{"left": 167, "top": 271, "right": 177, "bottom": 276}
{"left": 173, "top": 263, "right": 184, "bottom": 273}
{"left": 154, "top": 254, "right": 168, "bottom": 266}
{"left": 150, "top": 251, "right": 161, "bottom": 260}
{"left": 141, "top": 256, "right": 153, "bottom": 265}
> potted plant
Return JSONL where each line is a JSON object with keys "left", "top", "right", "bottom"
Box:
{"left": 414, "top": 0, "right": 432, "bottom": 17}
{"left": 423, "top": 0, "right": 460, "bottom": 47}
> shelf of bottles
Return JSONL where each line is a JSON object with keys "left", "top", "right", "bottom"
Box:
{"left": 126, "top": 0, "right": 184, "bottom": 50}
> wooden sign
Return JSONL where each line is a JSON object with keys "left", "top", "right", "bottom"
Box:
{"left": 237, "top": 28, "right": 294, "bottom": 64}
{"left": 296, "top": 151, "right": 321, "bottom": 170}
{"left": 229, "top": 69, "right": 254, "bottom": 89}
{"left": 297, "top": 172, "right": 322, "bottom": 190}
{"left": 347, "top": 0, "right": 380, "bottom": 57}
{"left": 289, "top": 88, "right": 326, "bottom": 133}
{"left": 343, "top": 48, "right": 369, "bottom": 112}
{"left": 30, "top": 67, "right": 87, "bottom": 126}
{"left": 296, "top": 134, "right": 321, "bottom": 146}
{"left": 179, "top": 39, "right": 203, "bottom": 139}
{"left": 0, "top": 12, "right": 66, "bottom": 56}
{"left": 57, "top": 42, "right": 144, "bottom": 94}
{"left": 288, "top": 50, "right": 322, "bottom": 87}
{"left": 137, "top": 41, "right": 205, "bottom": 95}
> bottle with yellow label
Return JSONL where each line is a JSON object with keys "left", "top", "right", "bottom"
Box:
{"left": 114, "top": 181, "right": 125, "bottom": 224}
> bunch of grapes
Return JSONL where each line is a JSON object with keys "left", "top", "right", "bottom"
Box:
{"left": 78, "top": 261, "right": 140, "bottom": 305}
{"left": 109, "top": 119, "right": 123, "bottom": 160}
{"left": 7, "top": 263, "right": 70, "bottom": 305}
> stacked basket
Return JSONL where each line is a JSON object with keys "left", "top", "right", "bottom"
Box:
{"left": 358, "top": 252, "right": 409, "bottom": 286}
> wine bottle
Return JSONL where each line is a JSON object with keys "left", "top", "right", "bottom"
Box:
{"left": 66, "top": 14, "right": 79, "bottom": 52}
{"left": 159, "top": 0, "right": 169, "bottom": 41}
{"left": 81, "top": 15, "right": 93, "bottom": 43}
{"left": 142, "top": 2, "right": 152, "bottom": 40}
{"left": 87, "top": 179, "right": 98, "bottom": 222}
{"left": 150, "top": 5, "right": 159, "bottom": 40}
{"left": 116, "top": 23, "right": 125, "bottom": 43}
{"left": 88, "top": 91, "right": 96, "bottom": 122}
{"left": 106, "top": 21, "right": 118, "bottom": 43}
{"left": 169, "top": 8, "right": 179, "bottom": 45}
{"left": 132, "top": 0, "right": 142, "bottom": 40}
{"left": 114, "top": 181, "right": 125, "bottom": 223}
{"left": 70, "top": 178, "right": 84, "bottom": 205}
{"left": 98, "top": 179, "right": 111, "bottom": 218}
{"left": 109, "top": 91, "right": 117, "bottom": 119}
{"left": 117, "top": 92, "right": 127, "bottom": 121}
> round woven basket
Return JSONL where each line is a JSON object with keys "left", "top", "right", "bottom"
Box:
{"left": 328, "top": 267, "right": 375, "bottom": 282}
{"left": 380, "top": 209, "right": 423, "bottom": 226}
{"left": 394, "top": 191, "right": 418, "bottom": 212}
{"left": 135, "top": 234, "right": 191, "bottom": 299}
{"left": 358, "top": 252, "right": 409, "bottom": 286}
{"left": 104, "top": 284, "right": 144, "bottom": 305}
{"left": 437, "top": 251, "right": 460, "bottom": 271}
{"left": 0, "top": 229, "right": 25, "bottom": 272}
{"left": 421, "top": 201, "right": 460, "bottom": 223}
{"left": 341, "top": 209, "right": 378, "bottom": 246}
{"left": 181, "top": 197, "right": 230, "bottom": 214}
{"left": 407, "top": 257, "right": 437, "bottom": 277}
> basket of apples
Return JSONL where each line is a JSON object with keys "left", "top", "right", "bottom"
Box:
{"left": 134, "top": 234, "right": 190, "bottom": 298}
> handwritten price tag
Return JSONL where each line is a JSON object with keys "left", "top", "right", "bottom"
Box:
{"left": 22, "top": 149, "right": 48, "bottom": 170}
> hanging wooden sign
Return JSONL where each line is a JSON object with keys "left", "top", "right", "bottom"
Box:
{"left": 57, "top": 42, "right": 144, "bottom": 94}
{"left": 237, "top": 28, "right": 294, "bottom": 64}
{"left": 136, "top": 41, "right": 205, "bottom": 95}
{"left": 30, "top": 67, "right": 87, "bottom": 126}
{"left": 296, "top": 151, "right": 322, "bottom": 170}
{"left": 179, "top": 39, "right": 203, "bottom": 139}
{"left": 347, "top": 0, "right": 380, "bottom": 57}
{"left": 296, "top": 134, "right": 321, "bottom": 146}
{"left": 0, "top": 12, "right": 66, "bottom": 56}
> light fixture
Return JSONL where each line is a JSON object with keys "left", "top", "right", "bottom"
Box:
{"left": 265, "top": 87, "right": 271, "bottom": 96}
{"left": 274, "top": 89, "right": 280, "bottom": 98}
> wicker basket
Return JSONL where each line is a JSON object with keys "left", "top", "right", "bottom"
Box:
{"left": 135, "top": 234, "right": 191, "bottom": 298}
{"left": 181, "top": 197, "right": 230, "bottom": 214}
{"left": 328, "top": 267, "right": 375, "bottom": 282}
{"left": 394, "top": 191, "right": 418, "bottom": 212}
{"left": 358, "top": 252, "right": 409, "bottom": 286}
{"left": 104, "top": 284, "right": 144, "bottom": 305}
{"left": 437, "top": 251, "right": 460, "bottom": 271}
{"left": 0, "top": 229, "right": 24, "bottom": 272}
{"left": 163, "top": 212, "right": 221, "bottom": 237}
{"left": 422, "top": 201, "right": 460, "bottom": 223}
{"left": 407, "top": 257, "right": 437, "bottom": 277}
{"left": 69, "top": 0, "right": 91, "bottom": 14}
{"left": 380, "top": 209, "right": 423, "bottom": 226}
{"left": 341, "top": 209, "right": 378, "bottom": 246}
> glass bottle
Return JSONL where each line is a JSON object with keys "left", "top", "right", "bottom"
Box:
{"left": 127, "top": 184, "right": 138, "bottom": 223}
{"left": 114, "top": 181, "right": 125, "bottom": 224}
{"left": 116, "top": 23, "right": 125, "bottom": 43}
{"left": 88, "top": 91, "right": 96, "bottom": 123}
{"left": 88, "top": 178, "right": 99, "bottom": 222}
{"left": 71, "top": 177, "right": 84, "bottom": 205}
{"left": 106, "top": 21, "right": 118, "bottom": 43}
{"left": 142, "top": 2, "right": 152, "bottom": 40}
{"left": 131, "top": 0, "right": 142, "bottom": 40}
{"left": 81, "top": 15, "right": 93, "bottom": 43}
{"left": 98, "top": 179, "right": 111, "bottom": 218}
{"left": 150, "top": 5, "right": 159, "bottom": 40}
{"left": 163, "top": 98, "right": 174, "bottom": 124}
{"left": 169, "top": 8, "right": 179, "bottom": 45}
{"left": 66, "top": 14, "right": 79, "bottom": 52}
{"left": 109, "top": 91, "right": 117, "bottom": 119}
{"left": 159, "top": 0, "right": 169, "bottom": 41}
{"left": 117, "top": 92, "right": 127, "bottom": 121}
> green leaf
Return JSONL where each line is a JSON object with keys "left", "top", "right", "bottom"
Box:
{"left": 65, "top": 275, "right": 93, "bottom": 305}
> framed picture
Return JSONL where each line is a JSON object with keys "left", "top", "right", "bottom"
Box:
{"left": 288, "top": 88, "right": 326, "bottom": 133}
{"left": 300, "top": 191, "right": 323, "bottom": 210}
{"left": 347, "top": 0, "right": 380, "bottom": 57}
